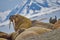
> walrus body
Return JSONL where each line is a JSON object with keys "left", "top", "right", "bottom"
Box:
{"left": 9, "top": 14, "right": 32, "bottom": 32}
{"left": 0, "top": 38, "right": 7, "bottom": 40}
{"left": 15, "top": 27, "right": 52, "bottom": 40}
{"left": 53, "top": 19, "right": 60, "bottom": 29}
{"left": 0, "top": 32, "right": 9, "bottom": 39}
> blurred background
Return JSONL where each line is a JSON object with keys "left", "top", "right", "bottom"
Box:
{"left": 0, "top": 0, "right": 60, "bottom": 34}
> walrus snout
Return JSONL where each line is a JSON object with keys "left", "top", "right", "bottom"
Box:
{"left": 9, "top": 15, "right": 15, "bottom": 22}
{"left": 9, "top": 15, "right": 16, "bottom": 29}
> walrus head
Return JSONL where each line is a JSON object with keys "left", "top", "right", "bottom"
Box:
{"left": 9, "top": 15, "right": 16, "bottom": 29}
{"left": 9, "top": 14, "right": 20, "bottom": 29}
{"left": 9, "top": 15, "right": 16, "bottom": 22}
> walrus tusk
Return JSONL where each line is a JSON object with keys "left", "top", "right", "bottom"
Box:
{"left": 13, "top": 19, "right": 15, "bottom": 27}
{"left": 9, "top": 19, "right": 15, "bottom": 29}
{"left": 9, "top": 20, "right": 11, "bottom": 29}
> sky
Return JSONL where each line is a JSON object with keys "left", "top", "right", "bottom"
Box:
{"left": 0, "top": 0, "right": 21, "bottom": 12}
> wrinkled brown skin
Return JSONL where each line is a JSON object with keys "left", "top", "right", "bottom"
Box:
{"left": 31, "top": 20, "right": 54, "bottom": 29}
{"left": 10, "top": 29, "right": 25, "bottom": 40}
{"left": 9, "top": 14, "right": 32, "bottom": 32}
{"left": 53, "top": 20, "right": 60, "bottom": 29}
{"left": 15, "top": 27, "right": 52, "bottom": 40}
{"left": 0, "top": 38, "right": 7, "bottom": 40}
{"left": 0, "top": 32, "right": 10, "bottom": 40}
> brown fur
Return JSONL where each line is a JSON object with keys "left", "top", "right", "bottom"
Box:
{"left": 53, "top": 20, "right": 60, "bottom": 29}
{"left": 0, "top": 32, "right": 9, "bottom": 39}
{"left": 15, "top": 27, "right": 52, "bottom": 40}
{"left": 0, "top": 32, "right": 10, "bottom": 40}
{"left": 0, "top": 38, "right": 7, "bottom": 40}
{"left": 32, "top": 20, "right": 53, "bottom": 29}
{"left": 9, "top": 14, "right": 32, "bottom": 32}
{"left": 25, "top": 27, "right": 52, "bottom": 34}
{"left": 10, "top": 28, "right": 26, "bottom": 40}
{"left": 10, "top": 32, "right": 18, "bottom": 40}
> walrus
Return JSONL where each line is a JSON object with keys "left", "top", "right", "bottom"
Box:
{"left": 53, "top": 19, "right": 60, "bottom": 29}
{"left": 0, "top": 32, "right": 9, "bottom": 39}
{"left": 10, "top": 28, "right": 25, "bottom": 40}
{"left": 9, "top": 14, "right": 32, "bottom": 32}
{"left": 32, "top": 20, "right": 53, "bottom": 29}
{"left": 0, "top": 38, "right": 7, "bottom": 40}
{"left": 15, "top": 27, "right": 52, "bottom": 40}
